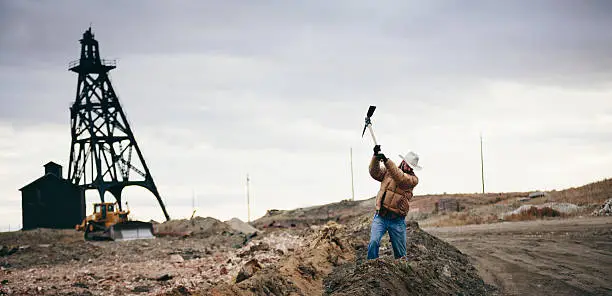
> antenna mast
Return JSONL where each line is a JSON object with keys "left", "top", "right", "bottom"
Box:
{"left": 480, "top": 133, "right": 485, "bottom": 194}
{"left": 246, "top": 174, "right": 251, "bottom": 222}
{"left": 350, "top": 147, "right": 355, "bottom": 201}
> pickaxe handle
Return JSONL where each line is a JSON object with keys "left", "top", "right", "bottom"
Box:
{"left": 367, "top": 124, "right": 378, "bottom": 145}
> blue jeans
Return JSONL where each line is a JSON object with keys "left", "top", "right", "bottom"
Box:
{"left": 367, "top": 213, "right": 407, "bottom": 259}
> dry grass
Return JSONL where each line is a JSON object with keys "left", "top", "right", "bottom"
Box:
{"left": 410, "top": 192, "right": 528, "bottom": 213}
{"left": 547, "top": 178, "right": 612, "bottom": 206}
{"left": 419, "top": 179, "right": 611, "bottom": 227}
{"left": 425, "top": 212, "right": 500, "bottom": 227}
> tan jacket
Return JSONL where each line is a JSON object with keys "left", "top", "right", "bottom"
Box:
{"left": 369, "top": 156, "right": 419, "bottom": 216}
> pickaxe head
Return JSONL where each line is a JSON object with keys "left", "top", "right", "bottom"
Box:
{"left": 361, "top": 105, "right": 376, "bottom": 137}
{"left": 366, "top": 105, "right": 376, "bottom": 118}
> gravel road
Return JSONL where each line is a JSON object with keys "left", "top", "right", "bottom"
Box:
{"left": 425, "top": 217, "right": 612, "bottom": 296}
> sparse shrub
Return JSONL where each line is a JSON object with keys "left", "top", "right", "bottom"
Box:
{"left": 505, "top": 206, "right": 562, "bottom": 221}
{"left": 425, "top": 211, "right": 499, "bottom": 227}
{"left": 406, "top": 211, "right": 431, "bottom": 221}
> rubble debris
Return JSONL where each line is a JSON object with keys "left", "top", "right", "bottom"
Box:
{"left": 211, "top": 221, "right": 354, "bottom": 295}
{"left": 592, "top": 198, "right": 612, "bottom": 216}
{"left": 225, "top": 218, "right": 259, "bottom": 235}
{"left": 250, "top": 242, "right": 269, "bottom": 252}
{"left": 169, "top": 254, "right": 185, "bottom": 263}
{"left": 164, "top": 285, "right": 190, "bottom": 295}
{"left": 235, "top": 259, "right": 262, "bottom": 283}
{"left": 71, "top": 282, "right": 88, "bottom": 289}
{"left": 132, "top": 285, "right": 151, "bottom": 293}
{"left": 0, "top": 246, "right": 17, "bottom": 257}
{"left": 297, "top": 263, "right": 317, "bottom": 279}
{"left": 155, "top": 273, "right": 173, "bottom": 281}
{"left": 237, "top": 242, "right": 269, "bottom": 258}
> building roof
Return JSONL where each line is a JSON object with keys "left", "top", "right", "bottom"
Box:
{"left": 44, "top": 161, "right": 62, "bottom": 168}
{"left": 19, "top": 173, "right": 79, "bottom": 191}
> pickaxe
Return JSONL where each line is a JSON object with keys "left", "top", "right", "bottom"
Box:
{"left": 361, "top": 105, "right": 378, "bottom": 145}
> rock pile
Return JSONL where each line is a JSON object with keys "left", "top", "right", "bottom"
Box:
{"left": 0, "top": 245, "right": 17, "bottom": 257}
{"left": 225, "top": 218, "right": 259, "bottom": 235}
{"left": 592, "top": 198, "right": 612, "bottom": 216}
{"left": 154, "top": 216, "right": 234, "bottom": 238}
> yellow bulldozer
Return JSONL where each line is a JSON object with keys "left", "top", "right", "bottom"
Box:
{"left": 75, "top": 202, "right": 154, "bottom": 241}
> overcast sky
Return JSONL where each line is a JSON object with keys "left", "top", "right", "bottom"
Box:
{"left": 1, "top": 1, "right": 611, "bottom": 230}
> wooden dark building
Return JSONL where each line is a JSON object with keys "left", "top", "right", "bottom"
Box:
{"left": 19, "top": 162, "right": 85, "bottom": 230}
{"left": 435, "top": 198, "right": 460, "bottom": 213}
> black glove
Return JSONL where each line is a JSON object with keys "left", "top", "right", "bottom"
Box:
{"left": 373, "top": 145, "right": 381, "bottom": 155}
{"left": 365, "top": 117, "right": 371, "bottom": 126}
{"left": 375, "top": 153, "right": 387, "bottom": 162}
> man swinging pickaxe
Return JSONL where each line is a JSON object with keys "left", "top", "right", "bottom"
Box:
{"left": 361, "top": 105, "right": 422, "bottom": 260}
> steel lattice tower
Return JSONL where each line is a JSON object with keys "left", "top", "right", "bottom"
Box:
{"left": 67, "top": 28, "right": 170, "bottom": 221}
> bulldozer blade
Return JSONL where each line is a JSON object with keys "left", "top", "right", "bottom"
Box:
{"left": 110, "top": 221, "right": 155, "bottom": 241}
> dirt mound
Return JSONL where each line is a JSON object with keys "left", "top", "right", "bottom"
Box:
{"left": 209, "top": 222, "right": 354, "bottom": 295}
{"left": 154, "top": 216, "right": 233, "bottom": 238}
{"left": 225, "top": 218, "right": 259, "bottom": 235}
{"left": 323, "top": 220, "right": 493, "bottom": 295}
{"left": 252, "top": 199, "right": 374, "bottom": 229}
{"left": 592, "top": 198, "right": 612, "bottom": 216}
{"left": 324, "top": 257, "right": 489, "bottom": 296}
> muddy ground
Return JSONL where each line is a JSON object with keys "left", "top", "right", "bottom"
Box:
{"left": 425, "top": 216, "right": 612, "bottom": 296}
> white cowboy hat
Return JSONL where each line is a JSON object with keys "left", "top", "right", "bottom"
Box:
{"left": 399, "top": 151, "right": 422, "bottom": 170}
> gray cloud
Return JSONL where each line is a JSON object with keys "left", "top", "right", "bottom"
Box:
{"left": 1, "top": 1, "right": 611, "bottom": 227}
{"left": 2, "top": 1, "right": 612, "bottom": 124}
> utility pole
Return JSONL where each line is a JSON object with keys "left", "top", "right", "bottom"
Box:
{"left": 480, "top": 133, "right": 485, "bottom": 194}
{"left": 191, "top": 189, "right": 195, "bottom": 213}
{"left": 350, "top": 147, "right": 355, "bottom": 201}
{"left": 246, "top": 174, "right": 251, "bottom": 222}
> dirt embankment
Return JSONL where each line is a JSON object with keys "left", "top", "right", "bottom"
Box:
{"left": 252, "top": 199, "right": 374, "bottom": 229}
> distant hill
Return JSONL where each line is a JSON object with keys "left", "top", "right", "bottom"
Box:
{"left": 546, "top": 178, "right": 611, "bottom": 205}
{"left": 253, "top": 178, "right": 611, "bottom": 228}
